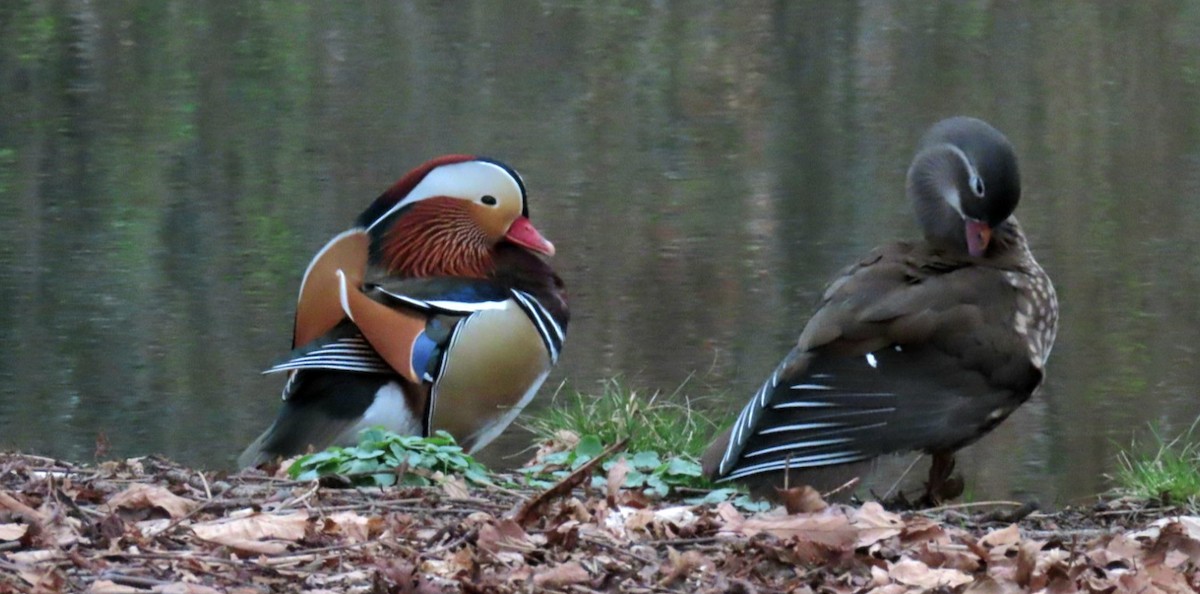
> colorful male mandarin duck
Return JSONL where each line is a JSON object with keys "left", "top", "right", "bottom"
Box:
{"left": 702, "top": 117, "right": 1057, "bottom": 502}
{"left": 239, "top": 156, "right": 568, "bottom": 468}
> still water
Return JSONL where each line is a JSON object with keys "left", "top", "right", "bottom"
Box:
{"left": 2, "top": 2, "right": 1199, "bottom": 506}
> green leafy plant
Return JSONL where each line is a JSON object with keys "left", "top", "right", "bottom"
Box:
{"left": 520, "top": 378, "right": 747, "bottom": 498}
{"left": 525, "top": 377, "right": 725, "bottom": 465}
{"left": 516, "top": 434, "right": 706, "bottom": 498}
{"left": 516, "top": 434, "right": 605, "bottom": 489}
{"left": 1112, "top": 418, "right": 1200, "bottom": 508}
{"left": 288, "top": 428, "right": 491, "bottom": 488}
{"left": 685, "top": 488, "right": 772, "bottom": 512}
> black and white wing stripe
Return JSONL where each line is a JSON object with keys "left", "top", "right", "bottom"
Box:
{"left": 265, "top": 335, "right": 392, "bottom": 375}
{"left": 716, "top": 350, "right": 901, "bottom": 482}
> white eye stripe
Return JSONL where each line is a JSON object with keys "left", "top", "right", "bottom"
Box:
{"left": 367, "top": 161, "right": 522, "bottom": 231}
{"left": 970, "top": 173, "right": 985, "bottom": 197}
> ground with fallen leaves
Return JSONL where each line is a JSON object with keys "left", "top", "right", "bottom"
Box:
{"left": 2, "top": 452, "right": 1199, "bottom": 593}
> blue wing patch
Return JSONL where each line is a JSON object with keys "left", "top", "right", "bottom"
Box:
{"left": 412, "top": 332, "right": 439, "bottom": 382}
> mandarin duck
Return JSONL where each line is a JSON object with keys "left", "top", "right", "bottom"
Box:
{"left": 238, "top": 156, "right": 567, "bottom": 468}
{"left": 702, "top": 117, "right": 1057, "bottom": 502}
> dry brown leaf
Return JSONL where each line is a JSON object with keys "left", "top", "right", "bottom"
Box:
{"left": 477, "top": 518, "right": 533, "bottom": 555}
{"left": 1103, "top": 533, "right": 1143, "bottom": 561}
{"left": 911, "top": 540, "right": 981, "bottom": 574}
{"left": 978, "top": 524, "right": 1020, "bottom": 550}
{"left": 1145, "top": 520, "right": 1200, "bottom": 568}
{"left": 153, "top": 584, "right": 225, "bottom": 594}
{"left": 1014, "top": 540, "right": 1039, "bottom": 588}
{"left": 105, "top": 484, "right": 195, "bottom": 519}
{"left": 191, "top": 511, "right": 308, "bottom": 555}
{"left": 374, "top": 560, "right": 442, "bottom": 594}
{"left": 720, "top": 503, "right": 856, "bottom": 550}
{"left": 439, "top": 475, "right": 469, "bottom": 500}
{"left": 606, "top": 457, "right": 629, "bottom": 505}
{"left": 1041, "top": 566, "right": 1079, "bottom": 594}
{"left": 533, "top": 561, "right": 590, "bottom": 589}
{"left": 852, "top": 502, "right": 903, "bottom": 548}
{"left": 0, "top": 522, "right": 28, "bottom": 541}
{"left": 777, "top": 485, "right": 828, "bottom": 514}
{"left": 8, "top": 549, "right": 65, "bottom": 564}
{"left": 18, "top": 566, "right": 67, "bottom": 592}
{"left": 1145, "top": 561, "right": 1196, "bottom": 593}
{"left": 889, "top": 557, "right": 973, "bottom": 588}
{"left": 86, "top": 580, "right": 143, "bottom": 593}
{"left": 962, "top": 577, "right": 1025, "bottom": 593}
{"left": 323, "top": 511, "right": 375, "bottom": 543}
{"left": 1132, "top": 515, "right": 1200, "bottom": 541}
{"left": 658, "top": 549, "right": 708, "bottom": 587}
{"left": 900, "top": 516, "right": 946, "bottom": 544}
{"left": 864, "top": 585, "right": 907, "bottom": 594}
{"left": 867, "top": 564, "right": 891, "bottom": 587}
{"left": 449, "top": 546, "right": 476, "bottom": 574}
{"left": 0, "top": 491, "right": 46, "bottom": 523}
{"left": 622, "top": 508, "right": 657, "bottom": 534}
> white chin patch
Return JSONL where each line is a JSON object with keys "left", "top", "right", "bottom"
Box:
{"left": 943, "top": 187, "right": 964, "bottom": 218}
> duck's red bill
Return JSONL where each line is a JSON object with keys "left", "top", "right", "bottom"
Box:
{"left": 505, "top": 216, "right": 555, "bottom": 257}
{"left": 966, "top": 219, "right": 991, "bottom": 257}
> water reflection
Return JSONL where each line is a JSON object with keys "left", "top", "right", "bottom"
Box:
{"left": 1, "top": 1, "right": 1198, "bottom": 505}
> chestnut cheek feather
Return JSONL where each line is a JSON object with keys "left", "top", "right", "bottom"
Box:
{"left": 380, "top": 199, "right": 495, "bottom": 278}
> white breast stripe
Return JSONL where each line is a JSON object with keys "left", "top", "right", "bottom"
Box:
{"left": 373, "top": 289, "right": 509, "bottom": 313}
{"left": 297, "top": 229, "right": 366, "bottom": 302}
{"left": 510, "top": 290, "right": 562, "bottom": 363}
{"left": 425, "top": 299, "right": 509, "bottom": 312}
{"left": 521, "top": 291, "right": 565, "bottom": 345}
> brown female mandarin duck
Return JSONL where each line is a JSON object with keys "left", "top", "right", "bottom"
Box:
{"left": 702, "top": 117, "right": 1057, "bottom": 501}
{"left": 239, "top": 156, "right": 568, "bottom": 468}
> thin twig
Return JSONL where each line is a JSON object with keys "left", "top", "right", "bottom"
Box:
{"left": 97, "top": 572, "right": 172, "bottom": 588}
{"left": 197, "top": 471, "right": 213, "bottom": 500}
{"left": 580, "top": 533, "right": 657, "bottom": 564}
{"left": 883, "top": 454, "right": 923, "bottom": 501}
{"left": 919, "top": 500, "right": 1027, "bottom": 514}
{"left": 274, "top": 481, "right": 321, "bottom": 511}
{"left": 822, "top": 477, "right": 861, "bottom": 500}
{"left": 647, "top": 536, "right": 722, "bottom": 548}
{"left": 511, "top": 438, "right": 630, "bottom": 527}
{"left": 422, "top": 525, "right": 480, "bottom": 557}
{"left": 91, "top": 551, "right": 246, "bottom": 567}
{"left": 257, "top": 539, "right": 383, "bottom": 566}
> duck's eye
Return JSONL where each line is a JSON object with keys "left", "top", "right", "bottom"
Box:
{"left": 970, "top": 175, "right": 985, "bottom": 197}
{"left": 480, "top": 195, "right": 498, "bottom": 206}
